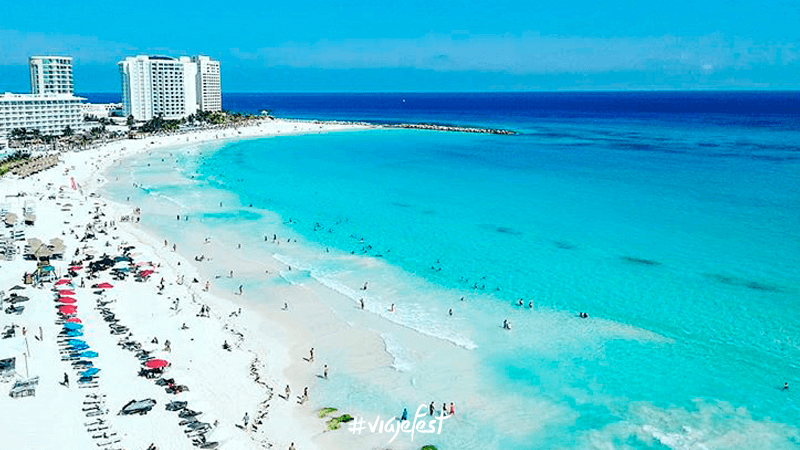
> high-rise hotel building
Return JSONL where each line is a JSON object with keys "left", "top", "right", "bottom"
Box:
{"left": 29, "top": 56, "right": 74, "bottom": 95}
{"left": 193, "top": 56, "right": 221, "bottom": 113}
{"left": 118, "top": 55, "right": 221, "bottom": 121}
{"left": 0, "top": 56, "right": 84, "bottom": 146}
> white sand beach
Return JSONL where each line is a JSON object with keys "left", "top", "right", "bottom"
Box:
{"left": 0, "top": 118, "right": 421, "bottom": 450}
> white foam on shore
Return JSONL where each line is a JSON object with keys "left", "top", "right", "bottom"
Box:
{"left": 276, "top": 251, "right": 480, "bottom": 350}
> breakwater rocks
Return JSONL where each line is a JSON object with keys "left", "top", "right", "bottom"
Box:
{"left": 383, "top": 123, "right": 517, "bottom": 135}
{"left": 288, "top": 118, "right": 517, "bottom": 135}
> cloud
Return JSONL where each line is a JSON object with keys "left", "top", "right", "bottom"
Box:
{"left": 231, "top": 32, "right": 799, "bottom": 76}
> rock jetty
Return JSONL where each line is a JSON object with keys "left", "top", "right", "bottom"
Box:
{"left": 383, "top": 123, "right": 516, "bottom": 135}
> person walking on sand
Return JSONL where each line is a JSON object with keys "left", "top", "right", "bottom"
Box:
{"left": 63, "top": 372, "right": 69, "bottom": 387}
{"left": 450, "top": 402, "right": 455, "bottom": 416}
{"left": 289, "top": 443, "right": 296, "bottom": 450}
{"left": 285, "top": 384, "right": 291, "bottom": 399}
{"left": 323, "top": 365, "right": 328, "bottom": 380}
{"left": 238, "top": 285, "right": 243, "bottom": 295}
{"left": 308, "top": 348, "right": 314, "bottom": 362}
{"left": 442, "top": 403, "right": 447, "bottom": 417}
{"left": 242, "top": 412, "right": 249, "bottom": 427}
{"left": 359, "top": 298, "right": 365, "bottom": 310}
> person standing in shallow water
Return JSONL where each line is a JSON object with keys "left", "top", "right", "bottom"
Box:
{"left": 429, "top": 401, "right": 435, "bottom": 416}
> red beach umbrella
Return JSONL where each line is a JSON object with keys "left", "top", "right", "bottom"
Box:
{"left": 69, "top": 266, "right": 83, "bottom": 271}
{"left": 57, "top": 289, "right": 76, "bottom": 295}
{"left": 57, "top": 297, "right": 77, "bottom": 304}
{"left": 144, "top": 359, "right": 169, "bottom": 369}
{"left": 55, "top": 279, "right": 72, "bottom": 285}
{"left": 66, "top": 317, "right": 82, "bottom": 323}
{"left": 58, "top": 305, "right": 78, "bottom": 314}
{"left": 96, "top": 282, "right": 114, "bottom": 289}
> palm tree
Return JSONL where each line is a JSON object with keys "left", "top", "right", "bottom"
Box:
{"left": 62, "top": 126, "right": 74, "bottom": 137}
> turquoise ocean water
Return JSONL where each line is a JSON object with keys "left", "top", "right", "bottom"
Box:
{"left": 103, "top": 93, "right": 800, "bottom": 449}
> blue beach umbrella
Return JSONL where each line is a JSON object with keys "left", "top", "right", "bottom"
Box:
{"left": 70, "top": 343, "right": 89, "bottom": 351}
{"left": 67, "top": 339, "right": 86, "bottom": 346}
{"left": 66, "top": 330, "right": 83, "bottom": 337}
{"left": 63, "top": 322, "right": 83, "bottom": 331}
{"left": 79, "top": 351, "right": 98, "bottom": 358}
{"left": 81, "top": 367, "right": 100, "bottom": 377}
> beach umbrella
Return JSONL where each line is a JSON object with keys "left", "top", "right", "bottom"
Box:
{"left": 67, "top": 330, "right": 83, "bottom": 337}
{"left": 69, "top": 266, "right": 83, "bottom": 271}
{"left": 63, "top": 322, "right": 83, "bottom": 330}
{"left": 58, "top": 305, "right": 78, "bottom": 314}
{"left": 143, "top": 359, "right": 169, "bottom": 369}
{"left": 66, "top": 317, "right": 82, "bottom": 323}
{"left": 96, "top": 282, "right": 114, "bottom": 289}
{"left": 79, "top": 351, "right": 98, "bottom": 358}
{"left": 55, "top": 279, "right": 72, "bottom": 285}
{"left": 57, "top": 289, "right": 76, "bottom": 295}
{"left": 57, "top": 297, "right": 77, "bottom": 304}
{"left": 70, "top": 343, "right": 89, "bottom": 351}
{"left": 81, "top": 367, "right": 100, "bottom": 377}
{"left": 9, "top": 285, "right": 25, "bottom": 291}
{"left": 114, "top": 256, "right": 133, "bottom": 262}
{"left": 68, "top": 339, "right": 87, "bottom": 346}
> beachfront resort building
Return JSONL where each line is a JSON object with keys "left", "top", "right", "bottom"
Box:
{"left": 193, "top": 56, "right": 221, "bottom": 113}
{"left": 29, "top": 56, "right": 74, "bottom": 95}
{"left": 0, "top": 56, "right": 84, "bottom": 146}
{"left": 118, "top": 55, "right": 221, "bottom": 121}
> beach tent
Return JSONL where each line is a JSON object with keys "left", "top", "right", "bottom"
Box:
{"left": 57, "top": 297, "right": 77, "bottom": 304}
{"left": 143, "top": 359, "right": 169, "bottom": 369}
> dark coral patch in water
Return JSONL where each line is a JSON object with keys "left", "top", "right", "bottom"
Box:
{"left": 621, "top": 256, "right": 661, "bottom": 266}
{"left": 704, "top": 273, "right": 780, "bottom": 293}
{"left": 553, "top": 241, "right": 576, "bottom": 250}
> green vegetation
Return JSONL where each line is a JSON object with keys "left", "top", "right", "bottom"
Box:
{"left": 0, "top": 150, "right": 31, "bottom": 177}
{"left": 326, "top": 414, "right": 354, "bottom": 430}
{"left": 318, "top": 407, "right": 337, "bottom": 418}
{"left": 421, "top": 446, "right": 438, "bottom": 450}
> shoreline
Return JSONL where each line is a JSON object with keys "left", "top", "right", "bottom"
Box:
{"left": 0, "top": 119, "right": 399, "bottom": 450}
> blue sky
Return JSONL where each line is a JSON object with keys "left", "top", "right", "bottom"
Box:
{"left": 0, "top": 0, "right": 798, "bottom": 92}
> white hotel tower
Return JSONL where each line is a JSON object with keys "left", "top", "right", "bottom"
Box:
{"left": 29, "top": 56, "right": 74, "bottom": 95}
{"left": 118, "top": 55, "right": 221, "bottom": 121}
{"left": 0, "top": 56, "right": 84, "bottom": 147}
